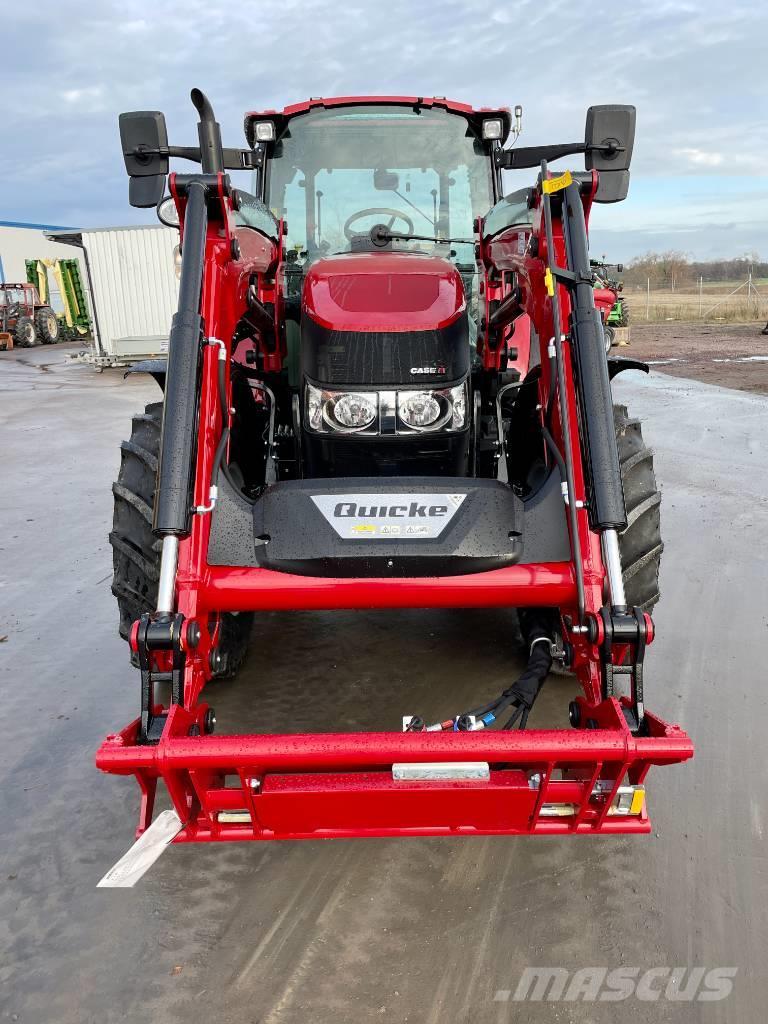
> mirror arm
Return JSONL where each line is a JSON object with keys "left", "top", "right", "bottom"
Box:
{"left": 496, "top": 141, "right": 626, "bottom": 170}
{"left": 125, "top": 145, "right": 256, "bottom": 171}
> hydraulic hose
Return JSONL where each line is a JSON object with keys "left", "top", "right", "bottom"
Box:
{"left": 410, "top": 610, "right": 556, "bottom": 733}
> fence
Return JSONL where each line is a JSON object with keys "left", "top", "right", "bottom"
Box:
{"left": 630, "top": 274, "right": 767, "bottom": 323}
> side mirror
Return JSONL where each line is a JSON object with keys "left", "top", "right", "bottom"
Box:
{"left": 119, "top": 111, "right": 169, "bottom": 176}
{"left": 584, "top": 105, "right": 635, "bottom": 172}
{"left": 129, "top": 175, "right": 166, "bottom": 208}
{"left": 119, "top": 111, "right": 169, "bottom": 208}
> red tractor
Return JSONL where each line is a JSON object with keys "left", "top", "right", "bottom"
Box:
{"left": 98, "top": 91, "right": 692, "bottom": 870}
{"left": 0, "top": 282, "right": 60, "bottom": 347}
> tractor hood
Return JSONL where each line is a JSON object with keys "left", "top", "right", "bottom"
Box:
{"left": 300, "top": 253, "right": 470, "bottom": 387}
{"left": 302, "top": 253, "right": 466, "bottom": 333}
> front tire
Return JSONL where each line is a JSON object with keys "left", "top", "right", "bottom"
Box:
{"left": 615, "top": 403, "right": 663, "bottom": 611}
{"left": 14, "top": 316, "right": 37, "bottom": 347}
{"left": 110, "top": 400, "right": 253, "bottom": 676}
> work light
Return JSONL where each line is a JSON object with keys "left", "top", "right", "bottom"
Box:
{"left": 482, "top": 118, "right": 503, "bottom": 141}
{"left": 254, "top": 121, "right": 276, "bottom": 142}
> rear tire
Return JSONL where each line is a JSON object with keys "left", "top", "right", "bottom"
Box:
{"left": 604, "top": 324, "right": 616, "bottom": 352}
{"left": 614, "top": 403, "right": 662, "bottom": 611}
{"left": 110, "top": 400, "right": 253, "bottom": 676}
{"left": 14, "top": 316, "right": 37, "bottom": 347}
{"left": 36, "top": 307, "right": 60, "bottom": 344}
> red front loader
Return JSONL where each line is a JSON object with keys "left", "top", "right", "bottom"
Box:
{"left": 98, "top": 91, "right": 691, "bottom": 858}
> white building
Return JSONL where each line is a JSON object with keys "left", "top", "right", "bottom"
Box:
{"left": 0, "top": 221, "right": 179, "bottom": 364}
{"left": 0, "top": 220, "right": 86, "bottom": 310}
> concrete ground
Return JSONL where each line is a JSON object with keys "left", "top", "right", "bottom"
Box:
{"left": 1, "top": 344, "right": 766, "bottom": 1023}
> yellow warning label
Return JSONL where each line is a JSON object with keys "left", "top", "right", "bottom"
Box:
{"left": 544, "top": 267, "right": 555, "bottom": 297}
{"left": 542, "top": 170, "right": 573, "bottom": 194}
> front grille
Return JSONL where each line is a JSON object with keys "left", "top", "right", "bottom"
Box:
{"left": 302, "top": 314, "right": 469, "bottom": 387}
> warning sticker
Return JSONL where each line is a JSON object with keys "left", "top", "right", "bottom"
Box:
{"left": 542, "top": 170, "right": 573, "bottom": 194}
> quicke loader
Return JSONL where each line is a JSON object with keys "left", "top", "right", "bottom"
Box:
{"left": 97, "top": 90, "right": 692, "bottom": 865}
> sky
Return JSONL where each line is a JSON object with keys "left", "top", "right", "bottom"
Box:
{"left": 1, "top": 0, "right": 766, "bottom": 262}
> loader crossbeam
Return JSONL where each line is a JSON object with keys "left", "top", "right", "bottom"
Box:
{"left": 97, "top": 699, "right": 692, "bottom": 841}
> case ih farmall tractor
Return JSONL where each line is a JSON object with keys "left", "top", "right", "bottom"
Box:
{"left": 98, "top": 90, "right": 692, "bottom": 866}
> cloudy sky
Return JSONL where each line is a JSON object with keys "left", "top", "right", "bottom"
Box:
{"left": 2, "top": 0, "right": 765, "bottom": 261}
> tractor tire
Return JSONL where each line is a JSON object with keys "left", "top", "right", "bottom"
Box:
{"left": 14, "top": 316, "right": 37, "bottom": 348}
{"left": 36, "top": 307, "right": 60, "bottom": 344}
{"left": 617, "top": 299, "right": 630, "bottom": 328}
{"left": 614, "top": 403, "right": 663, "bottom": 611}
{"left": 604, "top": 324, "right": 616, "bottom": 352}
{"left": 110, "top": 400, "right": 253, "bottom": 677}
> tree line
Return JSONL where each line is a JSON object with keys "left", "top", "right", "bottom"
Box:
{"left": 619, "top": 252, "right": 768, "bottom": 289}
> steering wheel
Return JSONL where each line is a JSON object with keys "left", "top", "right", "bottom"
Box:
{"left": 343, "top": 207, "right": 415, "bottom": 242}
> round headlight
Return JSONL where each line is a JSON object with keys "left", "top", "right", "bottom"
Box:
{"left": 398, "top": 391, "right": 442, "bottom": 429}
{"left": 328, "top": 392, "right": 377, "bottom": 430}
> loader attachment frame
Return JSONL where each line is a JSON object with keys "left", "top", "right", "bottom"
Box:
{"left": 98, "top": 95, "right": 692, "bottom": 846}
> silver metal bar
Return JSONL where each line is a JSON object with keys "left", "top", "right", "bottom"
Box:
{"left": 602, "top": 528, "right": 627, "bottom": 611}
{"left": 392, "top": 762, "right": 490, "bottom": 781}
{"left": 156, "top": 535, "right": 180, "bottom": 614}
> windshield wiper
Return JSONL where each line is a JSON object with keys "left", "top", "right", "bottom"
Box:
{"left": 370, "top": 225, "right": 474, "bottom": 247}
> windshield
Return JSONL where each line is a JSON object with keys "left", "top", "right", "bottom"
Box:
{"left": 264, "top": 105, "right": 493, "bottom": 268}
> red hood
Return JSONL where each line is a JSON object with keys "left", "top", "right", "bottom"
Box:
{"left": 302, "top": 253, "right": 466, "bottom": 333}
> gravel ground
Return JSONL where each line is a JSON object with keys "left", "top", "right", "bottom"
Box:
{"left": 620, "top": 321, "right": 768, "bottom": 394}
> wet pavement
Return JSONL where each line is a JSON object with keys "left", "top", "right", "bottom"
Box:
{"left": 1, "top": 344, "right": 766, "bottom": 1023}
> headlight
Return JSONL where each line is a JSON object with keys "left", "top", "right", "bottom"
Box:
{"left": 398, "top": 391, "right": 443, "bottom": 429}
{"left": 327, "top": 392, "right": 377, "bottom": 430}
{"left": 304, "top": 382, "right": 467, "bottom": 435}
{"left": 398, "top": 382, "right": 467, "bottom": 433}
{"left": 306, "top": 384, "right": 379, "bottom": 434}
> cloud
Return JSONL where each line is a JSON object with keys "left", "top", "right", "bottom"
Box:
{"left": 674, "top": 148, "right": 725, "bottom": 168}
{"left": 0, "top": 0, "right": 766, "bottom": 260}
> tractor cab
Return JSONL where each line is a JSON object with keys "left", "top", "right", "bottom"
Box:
{"left": 254, "top": 101, "right": 503, "bottom": 263}
{"left": 247, "top": 100, "right": 516, "bottom": 398}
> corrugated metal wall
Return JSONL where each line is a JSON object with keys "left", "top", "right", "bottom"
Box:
{"left": 83, "top": 226, "right": 179, "bottom": 357}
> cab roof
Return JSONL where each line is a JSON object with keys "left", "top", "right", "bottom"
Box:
{"left": 244, "top": 96, "right": 512, "bottom": 148}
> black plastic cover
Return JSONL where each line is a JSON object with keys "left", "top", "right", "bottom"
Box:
{"left": 301, "top": 313, "right": 470, "bottom": 387}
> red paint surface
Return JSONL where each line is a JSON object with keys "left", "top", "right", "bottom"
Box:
{"left": 303, "top": 253, "right": 465, "bottom": 332}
